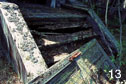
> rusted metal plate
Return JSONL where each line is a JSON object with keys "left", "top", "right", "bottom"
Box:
{"left": 30, "top": 39, "right": 116, "bottom": 84}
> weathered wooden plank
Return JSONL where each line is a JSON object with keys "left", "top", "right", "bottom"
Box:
{"left": 20, "top": 4, "right": 86, "bottom": 21}
{"left": 28, "top": 21, "right": 85, "bottom": 25}
{"left": 31, "top": 29, "right": 96, "bottom": 46}
{"left": 30, "top": 39, "right": 117, "bottom": 84}
{"left": 24, "top": 13, "right": 85, "bottom": 19}
{"left": 88, "top": 9, "right": 119, "bottom": 55}
{"left": 0, "top": 2, "right": 47, "bottom": 83}
{"left": 28, "top": 21, "right": 87, "bottom": 30}
{"left": 46, "top": 62, "right": 83, "bottom": 84}
{"left": 61, "top": 4, "right": 119, "bottom": 56}
{"left": 87, "top": 16, "right": 114, "bottom": 56}
{"left": 19, "top": 3, "right": 88, "bottom": 30}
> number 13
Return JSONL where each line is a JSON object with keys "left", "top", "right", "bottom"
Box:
{"left": 109, "top": 69, "right": 121, "bottom": 79}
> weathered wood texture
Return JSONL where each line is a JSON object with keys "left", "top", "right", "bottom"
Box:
{"left": 0, "top": 2, "right": 119, "bottom": 84}
{"left": 31, "top": 28, "right": 96, "bottom": 46}
{"left": 61, "top": 4, "right": 119, "bottom": 56}
{"left": 18, "top": 3, "right": 88, "bottom": 30}
{"left": 30, "top": 39, "right": 117, "bottom": 84}
{"left": 88, "top": 9, "right": 119, "bottom": 56}
{"left": 0, "top": 2, "right": 47, "bottom": 83}
{"left": 31, "top": 28, "right": 96, "bottom": 66}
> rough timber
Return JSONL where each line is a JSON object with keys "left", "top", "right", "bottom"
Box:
{"left": 18, "top": 3, "right": 88, "bottom": 30}
{"left": 20, "top": 2, "right": 119, "bottom": 57}
{"left": 30, "top": 39, "right": 117, "bottom": 84}
{"left": 62, "top": 4, "right": 119, "bottom": 56}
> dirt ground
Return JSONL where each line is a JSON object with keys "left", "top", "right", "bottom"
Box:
{"left": 0, "top": 39, "right": 23, "bottom": 84}
{"left": 0, "top": 57, "right": 23, "bottom": 84}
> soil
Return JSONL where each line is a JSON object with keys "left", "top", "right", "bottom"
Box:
{"left": 0, "top": 56, "right": 23, "bottom": 84}
{"left": 0, "top": 34, "right": 23, "bottom": 84}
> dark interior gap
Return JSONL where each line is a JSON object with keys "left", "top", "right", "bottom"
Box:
{"left": 28, "top": 21, "right": 93, "bottom": 67}
{"left": 40, "top": 38, "right": 94, "bottom": 67}
{"left": 30, "top": 27, "right": 92, "bottom": 33}
{"left": 9, "top": 0, "right": 47, "bottom": 5}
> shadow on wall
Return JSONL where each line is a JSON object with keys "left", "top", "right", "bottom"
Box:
{"left": 0, "top": 13, "right": 10, "bottom": 63}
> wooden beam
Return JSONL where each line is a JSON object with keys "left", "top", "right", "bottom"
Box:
{"left": 19, "top": 3, "right": 87, "bottom": 30}
{"left": 31, "top": 29, "right": 96, "bottom": 46}
{"left": 88, "top": 9, "right": 119, "bottom": 56}
{"left": 61, "top": 4, "right": 119, "bottom": 56}
{"left": 28, "top": 21, "right": 87, "bottom": 30}
{"left": 29, "top": 39, "right": 117, "bottom": 84}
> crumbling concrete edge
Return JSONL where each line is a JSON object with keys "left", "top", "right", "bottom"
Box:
{"left": 0, "top": 2, "right": 47, "bottom": 83}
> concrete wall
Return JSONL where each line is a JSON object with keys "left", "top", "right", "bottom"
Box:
{"left": 0, "top": 2, "right": 47, "bottom": 83}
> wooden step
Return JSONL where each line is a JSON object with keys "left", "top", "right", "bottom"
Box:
{"left": 0, "top": 2, "right": 119, "bottom": 84}
{"left": 61, "top": 4, "right": 119, "bottom": 57}
{"left": 29, "top": 39, "right": 117, "bottom": 84}
{"left": 31, "top": 28, "right": 96, "bottom": 46}
{"left": 18, "top": 3, "right": 88, "bottom": 30}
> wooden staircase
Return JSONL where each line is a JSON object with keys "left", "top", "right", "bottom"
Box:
{"left": 0, "top": 1, "right": 119, "bottom": 84}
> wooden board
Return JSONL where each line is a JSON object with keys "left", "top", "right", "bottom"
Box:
{"left": 61, "top": 4, "right": 119, "bottom": 56}
{"left": 18, "top": 3, "right": 88, "bottom": 30}
{"left": 88, "top": 9, "right": 119, "bottom": 56}
{"left": 31, "top": 28, "right": 96, "bottom": 46}
{"left": 29, "top": 39, "right": 117, "bottom": 84}
{"left": 28, "top": 21, "right": 87, "bottom": 30}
